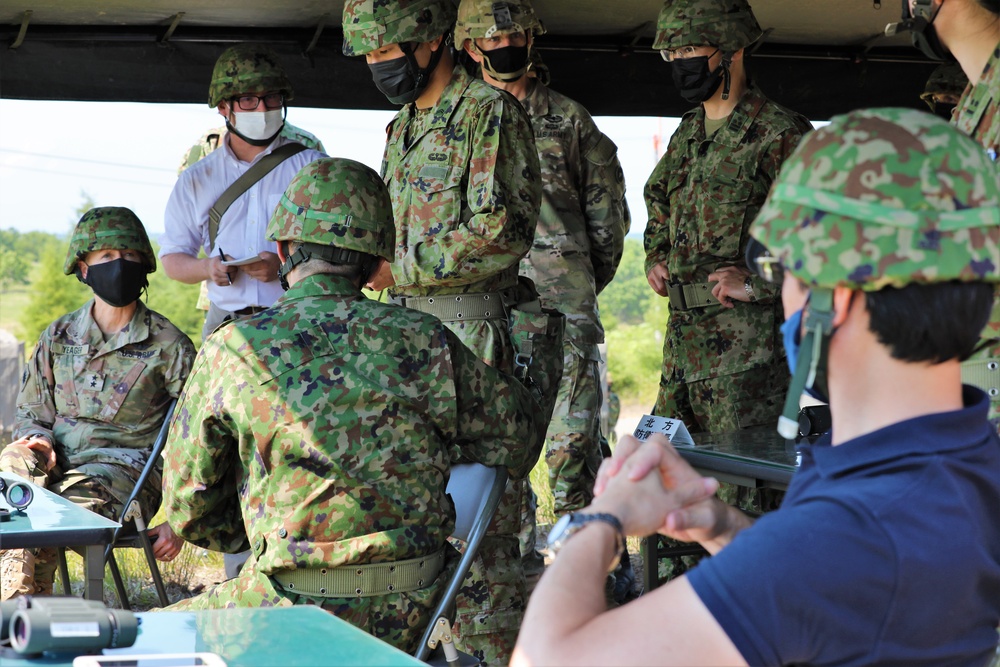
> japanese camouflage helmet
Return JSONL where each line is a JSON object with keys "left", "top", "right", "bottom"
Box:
{"left": 267, "top": 157, "right": 395, "bottom": 262}
{"left": 208, "top": 44, "right": 294, "bottom": 108}
{"left": 454, "top": 0, "right": 545, "bottom": 48}
{"left": 920, "top": 63, "right": 968, "bottom": 107}
{"left": 342, "top": 0, "right": 458, "bottom": 57}
{"left": 63, "top": 207, "right": 156, "bottom": 276}
{"left": 750, "top": 107, "right": 1000, "bottom": 292}
{"left": 653, "top": 0, "right": 762, "bottom": 54}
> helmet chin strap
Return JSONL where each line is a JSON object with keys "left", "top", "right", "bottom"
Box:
{"left": 778, "top": 288, "right": 835, "bottom": 439}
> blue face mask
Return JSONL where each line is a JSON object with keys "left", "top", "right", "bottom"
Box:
{"left": 780, "top": 308, "right": 803, "bottom": 376}
{"left": 780, "top": 306, "right": 829, "bottom": 403}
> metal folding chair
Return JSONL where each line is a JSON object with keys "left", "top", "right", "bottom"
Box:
{"left": 58, "top": 399, "right": 175, "bottom": 609}
{"left": 414, "top": 463, "right": 509, "bottom": 666}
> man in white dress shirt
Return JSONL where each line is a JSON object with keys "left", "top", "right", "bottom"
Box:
{"left": 160, "top": 43, "right": 325, "bottom": 340}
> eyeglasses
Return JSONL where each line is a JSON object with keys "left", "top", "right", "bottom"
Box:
{"left": 231, "top": 93, "right": 284, "bottom": 111}
{"left": 660, "top": 45, "right": 702, "bottom": 62}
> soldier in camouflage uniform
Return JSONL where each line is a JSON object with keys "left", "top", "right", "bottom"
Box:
{"left": 0, "top": 207, "right": 196, "bottom": 599}
{"left": 454, "top": 0, "right": 631, "bottom": 592}
{"left": 920, "top": 63, "right": 968, "bottom": 120}
{"left": 161, "top": 158, "right": 543, "bottom": 655}
{"left": 893, "top": 0, "right": 1000, "bottom": 432}
{"left": 342, "top": 2, "right": 549, "bottom": 663}
{"left": 514, "top": 106, "right": 1000, "bottom": 667}
{"left": 160, "top": 44, "right": 326, "bottom": 341}
{"left": 643, "top": 0, "right": 811, "bottom": 434}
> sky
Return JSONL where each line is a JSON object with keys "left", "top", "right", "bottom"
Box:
{"left": 0, "top": 99, "right": 681, "bottom": 240}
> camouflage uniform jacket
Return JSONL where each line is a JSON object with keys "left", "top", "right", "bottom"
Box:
{"left": 954, "top": 40, "right": 1000, "bottom": 162}
{"left": 643, "top": 84, "right": 810, "bottom": 382}
{"left": 162, "top": 273, "right": 542, "bottom": 571}
{"left": 381, "top": 64, "right": 541, "bottom": 298}
{"left": 518, "top": 81, "right": 629, "bottom": 346}
{"left": 15, "top": 300, "right": 195, "bottom": 470}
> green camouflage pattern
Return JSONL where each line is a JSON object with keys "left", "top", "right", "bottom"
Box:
{"left": 177, "top": 123, "right": 325, "bottom": 175}
{"left": 454, "top": 0, "right": 545, "bottom": 49}
{"left": 167, "top": 550, "right": 456, "bottom": 654}
{"left": 653, "top": 0, "right": 762, "bottom": 53}
{"left": 64, "top": 207, "right": 156, "bottom": 275}
{"left": 208, "top": 44, "right": 294, "bottom": 108}
{"left": 643, "top": 85, "right": 810, "bottom": 434}
{"left": 519, "top": 82, "right": 629, "bottom": 345}
{"left": 751, "top": 107, "right": 1000, "bottom": 292}
{"left": 921, "top": 63, "right": 968, "bottom": 106}
{"left": 379, "top": 63, "right": 542, "bottom": 664}
{"left": 267, "top": 157, "right": 395, "bottom": 260}
{"left": 14, "top": 300, "right": 195, "bottom": 469}
{"left": 381, "top": 63, "right": 541, "bottom": 363}
{"left": 954, "top": 42, "right": 1000, "bottom": 159}
{"left": 341, "top": 0, "right": 458, "bottom": 56}
{"left": 514, "top": 81, "right": 627, "bottom": 530}
{"left": 161, "top": 273, "right": 542, "bottom": 651}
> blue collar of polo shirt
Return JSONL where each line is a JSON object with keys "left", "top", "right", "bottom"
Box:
{"left": 805, "top": 386, "right": 995, "bottom": 479}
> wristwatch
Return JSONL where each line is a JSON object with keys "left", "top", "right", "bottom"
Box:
{"left": 743, "top": 275, "right": 757, "bottom": 302}
{"left": 547, "top": 512, "right": 626, "bottom": 573}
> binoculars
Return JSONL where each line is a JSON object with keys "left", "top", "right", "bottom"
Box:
{"left": 1, "top": 596, "right": 138, "bottom": 656}
{"left": 0, "top": 477, "right": 33, "bottom": 511}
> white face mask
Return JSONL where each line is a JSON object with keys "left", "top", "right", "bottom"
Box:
{"left": 231, "top": 109, "right": 284, "bottom": 142}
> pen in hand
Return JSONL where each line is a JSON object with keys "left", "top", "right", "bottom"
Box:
{"left": 218, "top": 247, "right": 232, "bottom": 285}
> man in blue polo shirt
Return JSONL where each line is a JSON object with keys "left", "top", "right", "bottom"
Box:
{"left": 511, "top": 107, "right": 1000, "bottom": 666}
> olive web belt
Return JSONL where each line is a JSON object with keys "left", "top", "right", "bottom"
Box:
{"left": 393, "top": 291, "right": 512, "bottom": 322}
{"left": 961, "top": 357, "right": 1000, "bottom": 402}
{"left": 666, "top": 282, "right": 717, "bottom": 310}
{"left": 272, "top": 548, "right": 445, "bottom": 598}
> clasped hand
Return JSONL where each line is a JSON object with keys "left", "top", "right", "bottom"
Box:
{"left": 593, "top": 434, "right": 738, "bottom": 548}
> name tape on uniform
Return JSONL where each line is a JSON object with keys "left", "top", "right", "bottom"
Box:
{"left": 632, "top": 414, "right": 695, "bottom": 448}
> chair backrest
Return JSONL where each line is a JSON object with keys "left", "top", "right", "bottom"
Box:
{"left": 414, "top": 463, "right": 508, "bottom": 662}
{"left": 103, "top": 398, "right": 176, "bottom": 558}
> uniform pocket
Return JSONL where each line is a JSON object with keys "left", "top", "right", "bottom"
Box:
{"left": 697, "top": 179, "right": 753, "bottom": 260}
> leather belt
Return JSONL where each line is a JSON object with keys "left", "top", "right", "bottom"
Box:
{"left": 272, "top": 549, "right": 445, "bottom": 598}
{"left": 666, "top": 282, "right": 717, "bottom": 311}
{"left": 393, "top": 290, "right": 514, "bottom": 322}
{"left": 232, "top": 306, "right": 267, "bottom": 317}
{"left": 961, "top": 357, "right": 1000, "bottom": 402}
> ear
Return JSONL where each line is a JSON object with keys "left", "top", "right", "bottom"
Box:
{"left": 463, "top": 40, "right": 483, "bottom": 63}
{"left": 217, "top": 101, "right": 230, "bottom": 119}
{"left": 275, "top": 241, "right": 288, "bottom": 263}
{"left": 831, "top": 286, "right": 856, "bottom": 328}
{"left": 428, "top": 34, "right": 445, "bottom": 52}
{"left": 730, "top": 47, "right": 745, "bottom": 63}
{"left": 77, "top": 260, "right": 88, "bottom": 280}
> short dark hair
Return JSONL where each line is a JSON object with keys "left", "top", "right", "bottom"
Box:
{"left": 865, "top": 281, "right": 994, "bottom": 363}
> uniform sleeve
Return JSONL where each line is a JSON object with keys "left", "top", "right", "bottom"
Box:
{"left": 642, "top": 150, "right": 675, "bottom": 277}
{"left": 445, "top": 328, "right": 542, "bottom": 480}
{"left": 749, "top": 121, "right": 811, "bottom": 302}
{"left": 579, "top": 121, "right": 630, "bottom": 295}
{"left": 394, "top": 95, "right": 541, "bottom": 289}
{"left": 162, "top": 333, "right": 197, "bottom": 399}
{"left": 161, "top": 336, "right": 248, "bottom": 552}
{"left": 13, "top": 328, "right": 57, "bottom": 444}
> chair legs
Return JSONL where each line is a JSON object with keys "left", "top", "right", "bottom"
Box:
{"left": 57, "top": 548, "right": 72, "bottom": 596}
{"left": 107, "top": 551, "right": 131, "bottom": 610}
{"left": 56, "top": 542, "right": 169, "bottom": 609}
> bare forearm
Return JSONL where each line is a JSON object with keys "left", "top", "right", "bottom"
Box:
{"left": 514, "top": 523, "right": 615, "bottom": 666}
{"left": 161, "top": 253, "right": 210, "bottom": 284}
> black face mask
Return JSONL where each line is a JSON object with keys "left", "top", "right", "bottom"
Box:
{"left": 369, "top": 44, "right": 445, "bottom": 105}
{"left": 931, "top": 101, "right": 957, "bottom": 120}
{"left": 481, "top": 44, "right": 530, "bottom": 82}
{"left": 82, "top": 258, "right": 148, "bottom": 307}
{"left": 887, "top": 0, "right": 951, "bottom": 61}
{"left": 670, "top": 52, "right": 725, "bottom": 104}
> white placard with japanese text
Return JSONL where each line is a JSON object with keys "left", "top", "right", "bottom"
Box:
{"left": 632, "top": 414, "right": 695, "bottom": 447}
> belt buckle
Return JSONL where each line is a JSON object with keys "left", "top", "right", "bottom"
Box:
{"left": 668, "top": 283, "right": 687, "bottom": 311}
